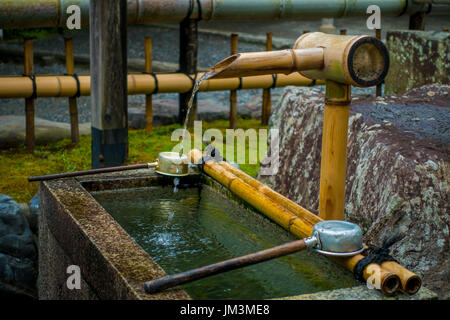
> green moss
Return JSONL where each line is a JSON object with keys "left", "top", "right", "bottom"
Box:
{"left": 3, "top": 28, "right": 61, "bottom": 42}
{"left": 0, "top": 118, "right": 267, "bottom": 203}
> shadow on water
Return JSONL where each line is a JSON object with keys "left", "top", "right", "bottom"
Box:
{"left": 92, "top": 185, "right": 358, "bottom": 299}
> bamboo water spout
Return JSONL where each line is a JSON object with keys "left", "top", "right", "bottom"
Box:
{"left": 206, "top": 32, "right": 389, "bottom": 88}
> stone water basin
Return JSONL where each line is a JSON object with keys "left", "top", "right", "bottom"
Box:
{"left": 38, "top": 169, "right": 358, "bottom": 300}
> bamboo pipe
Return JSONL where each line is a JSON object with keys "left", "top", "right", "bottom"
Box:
{"left": 318, "top": 80, "right": 351, "bottom": 221}
{"left": 262, "top": 32, "right": 272, "bottom": 126}
{"left": 144, "top": 239, "right": 308, "bottom": 294}
{"left": 189, "top": 150, "right": 314, "bottom": 237}
{"left": 334, "top": 253, "right": 401, "bottom": 295}
{"left": 189, "top": 149, "right": 404, "bottom": 296}
{"left": 24, "top": 38, "right": 35, "bottom": 152}
{"left": 144, "top": 36, "right": 153, "bottom": 134}
{"left": 381, "top": 261, "right": 422, "bottom": 294}
{"left": 64, "top": 37, "right": 79, "bottom": 144}
{"left": 0, "top": 1, "right": 427, "bottom": 29}
{"left": 0, "top": 72, "right": 322, "bottom": 99}
{"left": 229, "top": 34, "right": 238, "bottom": 129}
{"left": 209, "top": 48, "right": 324, "bottom": 79}
{"left": 209, "top": 33, "right": 389, "bottom": 88}
{"left": 219, "top": 161, "right": 322, "bottom": 226}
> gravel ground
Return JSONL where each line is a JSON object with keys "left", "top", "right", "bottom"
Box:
{"left": 0, "top": 24, "right": 375, "bottom": 124}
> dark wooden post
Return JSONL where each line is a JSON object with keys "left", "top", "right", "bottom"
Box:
{"left": 24, "top": 38, "right": 35, "bottom": 152}
{"left": 409, "top": 12, "right": 426, "bottom": 30}
{"left": 261, "top": 32, "right": 272, "bottom": 125}
{"left": 229, "top": 33, "right": 238, "bottom": 129}
{"left": 375, "top": 28, "right": 382, "bottom": 97}
{"left": 145, "top": 36, "right": 153, "bottom": 134}
{"left": 64, "top": 37, "right": 79, "bottom": 143}
{"left": 90, "top": 0, "right": 128, "bottom": 168}
{"left": 179, "top": 18, "right": 198, "bottom": 126}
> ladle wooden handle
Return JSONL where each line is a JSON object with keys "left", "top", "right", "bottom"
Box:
{"left": 144, "top": 239, "right": 307, "bottom": 294}
{"left": 28, "top": 162, "right": 156, "bottom": 182}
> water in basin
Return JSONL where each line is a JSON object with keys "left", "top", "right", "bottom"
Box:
{"left": 92, "top": 185, "right": 358, "bottom": 299}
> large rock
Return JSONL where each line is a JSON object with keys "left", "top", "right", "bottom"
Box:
{"left": 385, "top": 30, "right": 449, "bottom": 95}
{"left": 258, "top": 85, "right": 449, "bottom": 298}
{"left": 0, "top": 194, "right": 37, "bottom": 298}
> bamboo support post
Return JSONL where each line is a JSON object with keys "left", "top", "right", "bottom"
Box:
{"left": 64, "top": 37, "right": 79, "bottom": 143}
{"left": 24, "top": 38, "right": 35, "bottom": 151}
{"left": 375, "top": 28, "right": 382, "bottom": 97}
{"left": 318, "top": 80, "right": 351, "bottom": 221}
{"left": 261, "top": 32, "right": 272, "bottom": 125}
{"left": 189, "top": 149, "right": 403, "bottom": 296}
{"left": 145, "top": 36, "right": 153, "bottom": 134}
{"left": 229, "top": 34, "right": 238, "bottom": 129}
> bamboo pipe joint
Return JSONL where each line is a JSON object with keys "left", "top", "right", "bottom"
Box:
{"left": 294, "top": 32, "right": 389, "bottom": 87}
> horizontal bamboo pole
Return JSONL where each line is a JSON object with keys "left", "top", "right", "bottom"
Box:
{"left": 190, "top": 149, "right": 423, "bottom": 295}
{"left": 0, "top": 0, "right": 424, "bottom": 29}
{"left": 0, "top": 72, "right": 323, "bottom": 99}
{"left": 189, "top": 150, "right": 314, "bottom": 238}
{"left": 219, "top": 161, "right": 322, "bottom": 227}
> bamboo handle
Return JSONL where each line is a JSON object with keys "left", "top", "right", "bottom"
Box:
{"left": 28, "top": 163, "right": 156, "bottom": 182}
{"left": 144, "top": 239, "right": 307, "bottom": 294}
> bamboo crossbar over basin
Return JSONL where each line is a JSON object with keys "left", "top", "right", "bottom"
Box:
{"left": 0, "top": 72, "right": 322, "bottom": 99}
{"left": 188, "top": 149, "right": 422, "bottom": 296}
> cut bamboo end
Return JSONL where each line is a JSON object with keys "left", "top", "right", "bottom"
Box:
{"left": 379, "top": 270, "right": 401, "bottom": 296}
{"left": 381, "top": 261, "right": 422, "bottom": 295}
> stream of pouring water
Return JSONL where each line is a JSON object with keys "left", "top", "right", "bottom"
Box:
{"left": 179, "top": 72, "right": 215, "bottom": 157}
{"left": 174, "top": 72, "right": 215, "bottom": 193}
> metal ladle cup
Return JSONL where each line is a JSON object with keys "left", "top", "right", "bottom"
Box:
{"left": 153, "top": 152, "right": 190, "bottom": 177}
{"left": 304, "top": 220, "right": 364, "bottom": 257}
{"left": 144, "top": 220, "right": 364, "bottom": 293}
